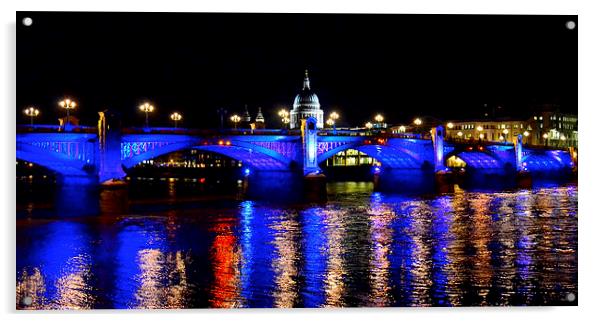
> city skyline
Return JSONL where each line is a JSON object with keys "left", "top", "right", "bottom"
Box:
{"left": 17, "top": 12, "right": 577, "bottom": 128}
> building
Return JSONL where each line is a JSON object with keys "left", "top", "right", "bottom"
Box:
{"left": 525, "top": 107, "right": 578, "bottom": 148}
{"left": 445, "top": 109, "right": 577, "bottom": 148}
{"left": 253, "top": 107, "right": 265, "bottom": 129}
{"left": 289, "top": 70, "right": 324, "bottom": 129}
{"left": 445, "top": 118, "right": 529, "bottom": 143}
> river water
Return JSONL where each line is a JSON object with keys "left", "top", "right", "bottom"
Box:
{"left": 16, "top": 181, "right": 577, "bottom": 309}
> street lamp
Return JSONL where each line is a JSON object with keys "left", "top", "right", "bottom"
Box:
{"left": 139, "top": 102, "right": 155, "bottom": 128}
{"left": 365, "top": 122, "right": 373, "bottom": 130}
{"left": 24, "top": 106, "right": 40, "bottom": 126}
{"left": 447, "top": 122, "right": 454, "bottom": 129}
{"left": 58, "top": 98, "right": 76, "bottom": 130}
{"left": 543, "top": 133, "right": 549, "bottom": 146}
{"left": 374, "top": 114, "right": 384, "bottom": 126}
{"left": 457, "top": 131, "right": 463, "bottom": 140}
{"left": 326, "top": 118, "right": 334, "bottom": 127}
{"left": 502, "top": 128, "right": 509, "bottom": 143}
{"left": 170, "top": 112, "right": 182, "bottom": 128}
{"left": 329, "top": 112, "right": 339, "bottom": 133}
{"left": 278, "top": 109, "right": 290, "bottom": 128}
{"left": 413, "top": 118, "right": 422, "bottom": 126}
{"left": 230, "top": 114, "right": 241, "bottom": 129}
{"left": 477, "top": 125, "right": 483, "bottom": 141}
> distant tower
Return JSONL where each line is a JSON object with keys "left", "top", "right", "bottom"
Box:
{"left": 255, "top": 107, "right": 265, "bottom": 129}
{"left": 289, "top": 69, "right": 324, "bottom": 129}
{"left": 242, "top": 104, "right": 251, "bottom": 128}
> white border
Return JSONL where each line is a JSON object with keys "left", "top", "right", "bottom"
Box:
{"left": 2, "top": 1, "right": 600, "bottom": 322}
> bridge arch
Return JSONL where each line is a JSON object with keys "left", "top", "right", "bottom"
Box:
{"left": 522, "top": 150, "right": 572, "bottom": 171}
{"left": 317, "top": 142, "right": 425, "bottom": 169}
{"left": 444, "top": 147, "right": 509, "bottom": 170}
{"left": 121, "top": 139, "right": 293, "bottom": 171}
{"left": 16, "top": 142, "right": 94, "bottom": 178}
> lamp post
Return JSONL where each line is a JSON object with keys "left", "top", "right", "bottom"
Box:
{"left": 413, "top": 117, "right": 423, "bottom": 136}
{"left": 447, "top": 122, "right": 454, "bottom": 129}
{"left": 278, "top": 109, "right": 290, "bottom": 128}
{"left": 329, "top": 112, "right": 339, "bottom": 133}
{"left": 139, "top": 102, "right": 154, "bottom": 128}
{"left": 365, "top": 122, "right": 373, "bottom": 133}
{"left": 58, "top": 98, "right": 76, "bottom": 131}
{"left": 457, "top": 131, "right": 463, "bottom": 141}
{"left": 502, "top": 128, "right": 509, "bottom": 143}
{"left": 477, "top": 125, "right": 483, "bottom": 142}
{"left": 374, "top": 114, "right": 384, "bottom": 129}
{"left": 24, "top": 106, "right": 40, "bottom": 126}
{"left": 170, "top": 112, "right": 182, "bottom": 128}
{"left": 543, "top": 133, "right": 549, "bottom": 147}
{"left": 230, "top": 114, "right": 241, "bottom": 129}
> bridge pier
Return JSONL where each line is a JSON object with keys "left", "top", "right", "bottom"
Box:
{"left": 374, "top": 168, "right": 435, "bottom": 194}
{"left": 244, "top": 170, "right": 304, "bottom": 201}
{"left": 98, "top": 110, "right": 127, "bottom": 184}
{"left": 514, "top": 134, "right": 532, "bottom": 188}
{"left": 432, "top": 125, "right": 454, "bottom": 192}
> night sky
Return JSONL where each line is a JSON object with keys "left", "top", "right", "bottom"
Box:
{"left": 17, "top": 12, "right": 577, "bottom": 128}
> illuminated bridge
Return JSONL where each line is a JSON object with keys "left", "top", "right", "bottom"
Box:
{"left": 16, "top": 119, "right": 575, "bottom": 186}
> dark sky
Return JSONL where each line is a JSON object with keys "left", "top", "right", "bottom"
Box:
{"left": 17, "top": 12, "right": 577, "bottom": 128}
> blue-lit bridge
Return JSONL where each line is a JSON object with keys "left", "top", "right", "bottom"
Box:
{"left": 16, "top": 118, "right": 574, "bottom": 187}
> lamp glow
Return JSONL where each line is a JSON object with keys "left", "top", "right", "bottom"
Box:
{"left": 139, "top": 102, "right": 155, "bottom": 128}
{"left": 230, "top": 114, "right": 241, "bottom": 129}
{"left": 24, "top": 106, "right": 40, "bottom": 126}
{"left": 170, "top": 112, "right": 182, "bottom": 128}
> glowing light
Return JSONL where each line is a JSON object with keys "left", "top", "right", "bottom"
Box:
{"left": 413, "top": 118, "right": 422, "bottom": 126}
{"left": 326, "top": 118, "right": 335, "bottom": 127}
{"left": 479, "top": 133, "right": 484, "bottom": 139}
{"left": 523, "top": 131, "right": 529, "bottom": 137}
{"left": 374, "top": 114, "right": 384, "bottom": 123}
{"left": 59, "top": 98, "right": 77, "bottom": 131}
{"left": 560, "top": 135, "right": 566, "bottom": 141}
{"left": 543, "top": 133, "right": 549, "bottom": 139}
{"left": 170, "top": 112, "right": 182, "bottom": 128}
{"left": 457, "top": 131, "right": 463, "bottom": 137}
{"left": 244, "top": 168, "right": 251, "bottom": 176}
{"left": 329, "top": 112, "right": 339, "bottom": 120}
{"left": 365, "top": 122, "right": 373, "bottom": 129}
{"left": 139, "top": 102, "right": 154, "bottom": 113}
{"left": 230, "top": 114, "right": 241, "bottom": 129}
{"left": 278, "top": 109, "right": 290, "bottom": 126}
{"left": 139, "top": 102, "right": 155, "bottom": 128}
{"left": 446, "top": 122, "right": 454, "bottom": 129}
{"left": 24, "top": 107, "right": 40, "bottom": 125}
{"left": 503, "top": 129, "right": 509, "bottom": 135}
{"left": 476, "top": 126, "right": 483, "bottom": 132}
{"left": 372, "top": 166, "right": 381, "bottom": 174}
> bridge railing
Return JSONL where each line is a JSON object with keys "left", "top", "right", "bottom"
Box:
{"left": 16, "top": 124, "right": 97, "bottom": 133}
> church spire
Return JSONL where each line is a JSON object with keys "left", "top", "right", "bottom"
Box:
{"left": 242, "top": 104, "right": 251, "bottom": 122}
{"left": 303, "top": 69, "right": 311, "bottom": 90}
{"left": 255, "top": 107, "right": 265, "bottom": 123}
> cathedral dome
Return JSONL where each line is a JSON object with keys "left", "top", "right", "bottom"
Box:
{"left": 292, "top": 70, "right": 321, "bottom": 110}
{"left": 289, "top": 70, "right": 324, "bottom": 129}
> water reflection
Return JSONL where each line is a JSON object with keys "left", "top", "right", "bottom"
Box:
{"left": 16, "top": 182, "right": 578, "bottom": 309}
